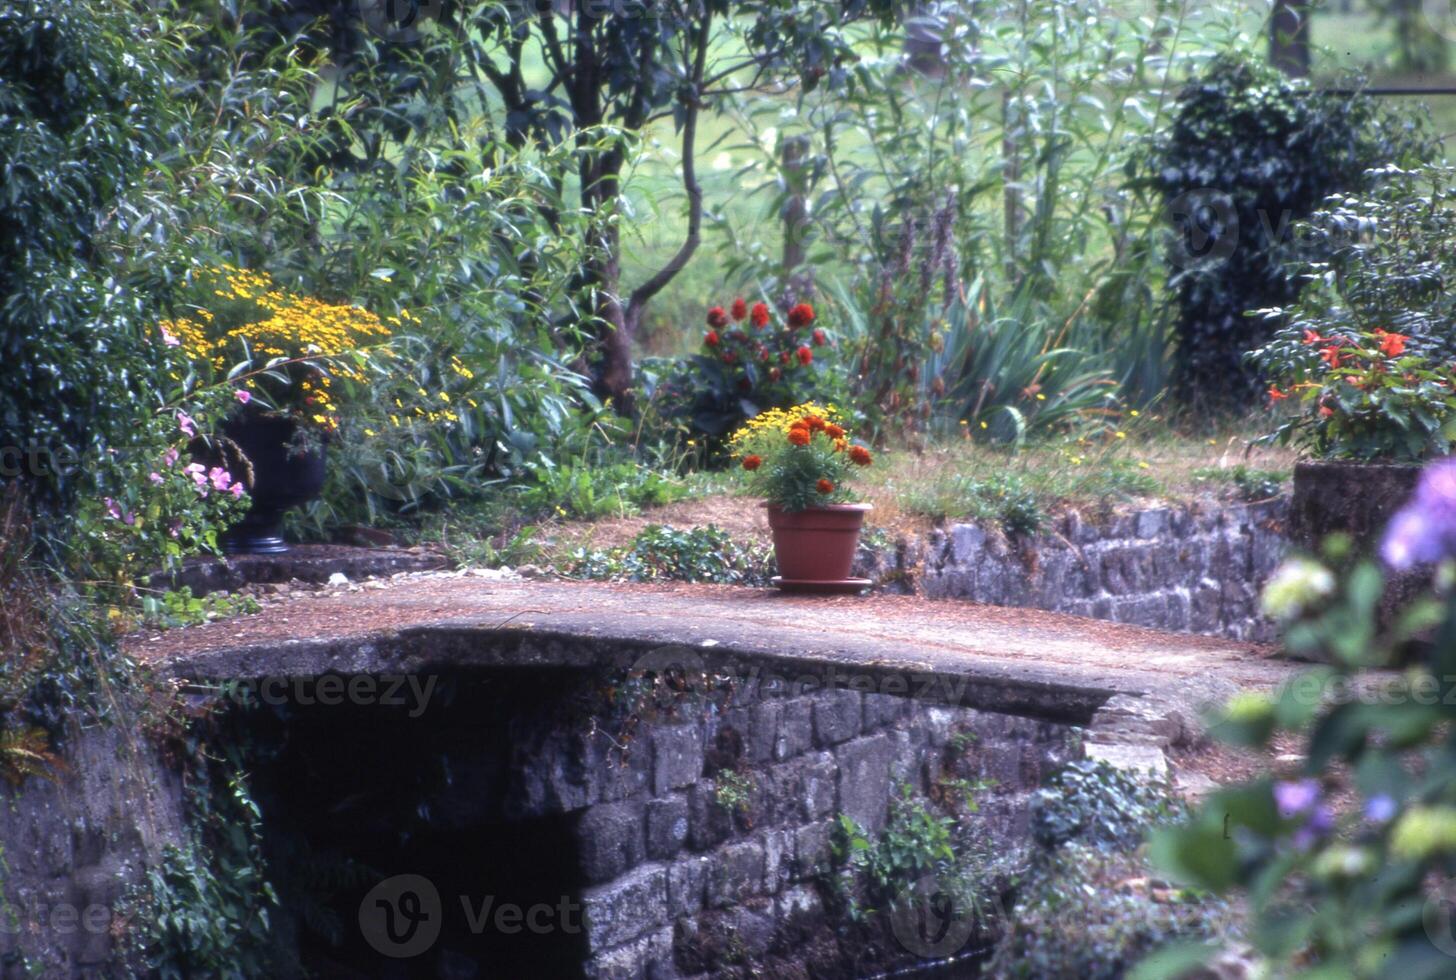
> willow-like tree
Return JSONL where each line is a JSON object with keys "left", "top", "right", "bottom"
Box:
{"left": 265, "top": 0, "right": 899, "bottom": 410}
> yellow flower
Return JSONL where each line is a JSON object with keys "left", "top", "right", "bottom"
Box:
{"left": 1130, "top": 409, "right": 1140, "bottom": 417}
{"left": 1036, "top": 393, "right": 1046, "bottom": 401}
{"left": 364, "top": 428, "right": 377, "bottom": 437}
{"left": 1115, "top": 431, "right": 1127, "bottom": 439}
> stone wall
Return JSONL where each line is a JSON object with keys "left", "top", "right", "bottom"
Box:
{"left": 864, "top": 498, "right": 1290, "bottom": 642}
{"left": 0, "top": 727, "right": 186, "bottom": 977}
{"left": 560, "top": 681, "right": 1082, "bottom": 979}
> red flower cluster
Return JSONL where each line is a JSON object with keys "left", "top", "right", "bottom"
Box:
{"left": 698, "top": 299, "right": 828, "bottom": 394}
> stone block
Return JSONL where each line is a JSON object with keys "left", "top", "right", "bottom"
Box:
{"left": 583, "top": 927, "right": 676, "bottom": 980}
{"left": 792, "top": 820, "right": 835, "bottom": 879}
{"left": 668, "top": 855, "right": 710, "bottom": 917}
{"left": 837, "top": 734, "right": 895, "bottom": 834}
{"left": 812, "top": 689, "right": 862, "bottom": 746}
{"left": 774, "top": 697, "right": 815, "bottom": 761}
{"left": 582, "top": 864, "right": 668, "bottom": 952}
{"left": 862, "top": 692, "right": 909, "bottom": 731}
{"left": 707, "top": 840, "right": 766, "bottom": 909}
{"left": 646, "top": 795, "right": 690, "bottom": 861}
{"left": 577, "top": 800, "right": 647, "bottom": 884}
{"left": 686, "top": 781, "right": 734, "bottom": 852}
{"left": 652, "top": 725, "right": 704, "bottom": 796}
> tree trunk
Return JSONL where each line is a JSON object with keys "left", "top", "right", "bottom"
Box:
{"left": 1270, "top": 0, "right": 1311, "bottom": 77}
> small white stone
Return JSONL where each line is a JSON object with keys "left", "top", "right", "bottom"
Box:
{"left": 327, "top": 572, "right": 349, "bottom": 586}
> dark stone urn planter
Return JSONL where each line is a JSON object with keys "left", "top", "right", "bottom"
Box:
{"left": 1290, "top": 460, "right": 1421, "bottom": 553}
{"left": 764, "top": 502, "right": 872, "bottom": 594}
{"left": 1291, "top": 460, "right": 1424, "bottom": 636}
{"left": 218, "top": 409, "right": 327, "bottom": 555}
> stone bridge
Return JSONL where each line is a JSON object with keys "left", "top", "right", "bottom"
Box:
{"left": 10, "top": 577, "right": 1296, "bottom": 978}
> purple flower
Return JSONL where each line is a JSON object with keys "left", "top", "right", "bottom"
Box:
{"left": 208, "top": 467, "right": 232, "bottom": 492}
{"left": 229, "top": 482, "right": 245, "bottom": 499}
{"left": 1365, "top": 794, "right": 1398, "bottom": 824}
{"left": 176, "top": 411, "right": 197, "bottom": 438}
{"left": 1382, "top": 458, "right": 1456, "bottom": 570}
{"left": 235, "top": 389, "right": 251, "bottom": 404}
{"left": 162, "top": 447, "right": 180, "bottom": 467}
{"left": 104, "top": 497, "right": 121, "bottom": 521}
{"left": 1274, "top": 779, "right": 1320, "bottom": 819}
{"left": 148, "top": 471, "right": 164, "bottom": 485}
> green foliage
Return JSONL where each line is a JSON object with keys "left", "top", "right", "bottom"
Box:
{"left": 991, "top": 845, "right": 1229, "bottom": 980}
{"left": 1145, "top": 54, "right": 1437, "bottom": 410}
{"left": 722, "top": 0, "right": 1252, "bottom": 434}
{"left": 0, "top": 0, "right": 174, "bottom": 528}
{"left": 1192, "top": 464, "right": 1287, "bottom": 501}
{"left": 828, "top": 785, "right": 973, "bottom": 924}
{"left": 1249, "top": 166, "right": 1456, "bottom": 462}
{"left": 563, "top": 524, "right": 770, "bottom": 585}
{"left": 519, "top": 461, "right": 688, "bottom": 521}
{"left": 138, "top": 587, "right": 260, "bottom": 630}
{"left": 645, "top": 299, "right": 843, "bottom": 449}
{"left": 1029, "top": 759, "right": 1185, "bottom": 852}
{"left": 129, "top": 767, "right": 278, "bottom": 979}
{"left": 1149, "top": 545, "right": 1456, "bottom": 977}
{"left": 713, "top": 769, "right": 756, "bottom": 818}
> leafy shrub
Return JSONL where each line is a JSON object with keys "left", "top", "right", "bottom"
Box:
{"left": 1029, "top": 759, "right": 1185, "bottom": 852}
{"left": 1249, "top": 166, "right": 1456, "bottom": 461}
{"left": 563, "top": 525, "right": 769, "bottom": 585}
{"left": 990, "top": 845, "right": 1230, "bottom": 980}
{"left": 1145, "top": 55, "right": 1436, "bottom": 410}
{"left": 0, "top": 0, "right": 182, "bottom": 546}
{"left": 518, "top": 461, "right": 687, "bottom": 521}
{"left": 1192, "top": 465, "right": 1287, "bottom": 502}
{"left": 1149, "top": 460, "right": 1456, "bottom": 975}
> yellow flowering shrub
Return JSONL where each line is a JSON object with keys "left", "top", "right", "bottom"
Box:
{"left": 159, "top": 265, "right": 396, "bottom": 432}
{"left": 729, "top": 403, "right": 873, "bottom": 511}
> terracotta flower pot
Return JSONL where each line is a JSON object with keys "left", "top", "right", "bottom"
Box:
{"left": 763, "top": 502, "right": 872, "bottom": 593}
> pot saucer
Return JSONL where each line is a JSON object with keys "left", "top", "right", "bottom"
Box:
{"left": 771, "top": 577, "right": 873, "bottom": 595}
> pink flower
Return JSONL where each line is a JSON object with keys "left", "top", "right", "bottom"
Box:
{"left": 235, "top": 389, "right": 252, "bottom": 404}
{"left": 208, "top": 467, "right": 233, "bottom": 491}
{"left": 148, "top": 472, "right": 164, "bottom": 485}
{"left": 176, "top": 412, "right": 196, "bottom": 438}
{"left": 160, "top": 325, "right": 181, "bottom": 348}
{"left": 229, "top": 482, "right": 245, "bottom": 499}
{"left": 162, "top": 447, "right": 179, "bottom": 467}
{"left": 104, "top": 497, "right": 121, "bottom": 520}
{"left": 185, "top": 462, "right": 208, "bottom": 487}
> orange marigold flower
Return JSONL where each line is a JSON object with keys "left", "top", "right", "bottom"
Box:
{"left": 731, "top": 297, "right": 748, "bottom": 321}
{"left": 849, "top": 445, "right": 873, "bottom": 466}
{"left": 1268, "top": 386, "right": 1288, "bottom": 402}
{"left": 825, "top": 423, "right": 845, "bottom": 439}
{"left": 797, "top": 345, "right": 813, "bottom": 366}
{"left": 834, "top": 438, "right": 847, "bottom": 453}
{"left": 707, "top": 306, "right": 729, "bottom": 328}
{"left": 1376, "top": 329, "right": 1408, "bottom": 358}
{"left": 751, "top": 302, "right": 770, "bottom": 329}
{"left": 802, "top": 415, "right": 827, "bottom": 431}
{"left": 788, "top": 303, "right": 815, "bottom": 328}
{"left": 742, "top": 454, "right": 762, "bottom": 471}
{"left": 816, "top": 478, "right": 835, "bottom": 494}
{"left": 787, "top": 427, "right": 811, "bottom": 447}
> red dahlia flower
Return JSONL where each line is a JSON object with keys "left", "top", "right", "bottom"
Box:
{"left": 750, "top": 302, "right": 770, "bottom": 328}
{"left": 811, "top": 328, "right": 826, "bottom": 346}
{"left": 796, "top": 345, "right": 813, "bottom": 366}
{"left": 731, "top": 298, "right": 748, "bottom": 321}
{"left": 707, "top": 306, "right": 729, "bottom": 328}
{"left": 705, "top": 330, "right": 720, "bottom": 347}
{"left": 787, "top": 303, "right": 815, "bottom": 328}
